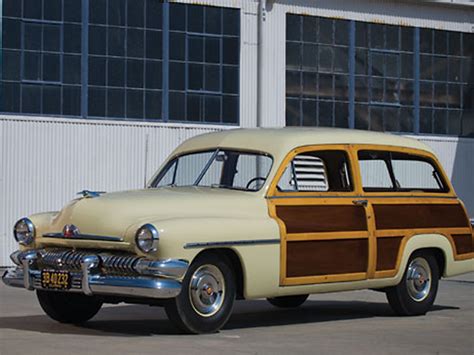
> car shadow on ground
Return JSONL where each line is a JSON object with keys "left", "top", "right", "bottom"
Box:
{"left": 0, "top": 299, "right": 459, "bottom": 337}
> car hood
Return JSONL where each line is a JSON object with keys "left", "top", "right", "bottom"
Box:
{"left": 42, "top": 187, "right": 266, "bottom": 240}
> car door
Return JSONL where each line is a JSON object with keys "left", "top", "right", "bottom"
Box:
{"left": 267, "top": 145, "right": 375, "bottom": 286}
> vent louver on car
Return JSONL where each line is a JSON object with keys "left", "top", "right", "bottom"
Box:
{"left": 291, "top": 155, "right": 329, "bottom": 191}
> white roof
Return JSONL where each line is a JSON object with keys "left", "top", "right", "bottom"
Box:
{"left": 173, "top": 127, "right": 434, "bottom": 157}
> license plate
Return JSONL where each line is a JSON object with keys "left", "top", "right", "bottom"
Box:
{"left": 41, "top": 270, "right": 71, "bottom": 290}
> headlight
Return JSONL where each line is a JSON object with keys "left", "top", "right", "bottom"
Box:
{"left": 135, "top": 224, "right": 159, "bottom": 253}
{"left": 14, "top": 218, "right": 35, "bottom": 245}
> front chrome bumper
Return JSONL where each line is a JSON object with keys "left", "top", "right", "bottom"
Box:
{"left": 2, "top": 249, "right": 189, "bottom": 299}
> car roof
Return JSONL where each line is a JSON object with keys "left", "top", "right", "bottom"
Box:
{"left": 173, "top": 127, "right": 434, "bottom": 157}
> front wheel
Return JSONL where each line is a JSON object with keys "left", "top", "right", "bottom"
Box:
{"left": 386, "top": 252, "right": 439, "bottom": 316}
{"left": 37, "top": 290, "right": 103, "bottom": 323}
{"left": 165, "top": 253, "right": 236, "bottom": 334}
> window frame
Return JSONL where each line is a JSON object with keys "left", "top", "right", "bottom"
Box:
{"left": 354, "top": 144, "right": 453, "bottom": 196}
{"left": 268, "top": 144, "right": 357, "bottom": 197}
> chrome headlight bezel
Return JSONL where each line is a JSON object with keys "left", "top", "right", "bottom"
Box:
{"left": 14, "top": 218, "right": 36, "bottom": 246}
{"left": 135, "top": 224, "right": 159, "bottom": 253}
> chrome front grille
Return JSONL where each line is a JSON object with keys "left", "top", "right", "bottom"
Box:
{"left": 37, "top": 248, "right": 141, "bottom": 275}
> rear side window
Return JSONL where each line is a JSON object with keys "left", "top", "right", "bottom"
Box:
{"left": 358, "top": 150, "right": 449, "bottom": 193}
{"left": 277, "top": 150, "right": 352, "bottom": 192}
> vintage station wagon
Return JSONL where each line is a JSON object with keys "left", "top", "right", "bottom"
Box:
{"left": 3, "top": 128, "right": 474, "bottom": 333}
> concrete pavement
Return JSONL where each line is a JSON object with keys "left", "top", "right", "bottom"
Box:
{"left": 1, "top": 273, "right": 473, "bottom": 355}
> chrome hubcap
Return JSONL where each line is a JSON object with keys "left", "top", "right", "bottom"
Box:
{"left": 189, "top": 264, "right": 225, "bottom": 317}
{"left": 406, "top": 257, "right": 431, "bottom": 302}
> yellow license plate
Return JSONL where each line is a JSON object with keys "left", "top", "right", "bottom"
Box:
{"left": 41, "top": 270, "right": 71, "bottom": 290}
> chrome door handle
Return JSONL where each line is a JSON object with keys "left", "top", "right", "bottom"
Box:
{"left": 352, "top": 199, "right": 368, "bottom": 207}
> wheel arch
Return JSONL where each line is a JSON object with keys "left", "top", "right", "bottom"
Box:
{"left": 192, "top": 248, "right": 245, "bottom": 300}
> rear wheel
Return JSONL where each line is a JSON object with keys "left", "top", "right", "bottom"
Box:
{"left": 165, "top": 253, "right": 236, "bottom": 334}
{"left": 37, "top": 290, "right": 103, "bottom": 323}
{"left": 267, "top": 294, "right": 309, "bottom": 308}
{"left": 386, "top": 252, "right": 439, "bottom": 316}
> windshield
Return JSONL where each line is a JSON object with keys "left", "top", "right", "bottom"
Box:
{"left": 151, "top": 149, "right": 273, "bottom": 191}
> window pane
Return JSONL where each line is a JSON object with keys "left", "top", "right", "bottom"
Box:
{"left": 286, "top": 42, "right": 301, "bottom": 69}
{"left": 448, "top": 32, "right": 461, "bottom": 56}
{"left": 3, "top": 19, "right": 21, "bottom": 49}
{"left": 89, "top": 26, "right": 106, "bottom": 55}
{"left": 146, "top": 0, "right": 162, "bottom": 29}
{"left": 42, "top": 85, "right": 61, "bottom": 114}
{"left": 127, "top": 29, "right": 144, "bottom": 58}
{"left": 205, "top": 7, "right": 221, "bottom": 34}
{"left": 204, "top": 95, "right": 221, "bottom": 122}
{"left": 434, "top": 30, "right": 447, "bottom": 55}
{"left": 392, "top": 157, "right": 444, "bottom": 190}
{"left": 89, "top": 0, "right": 106, "bottom": 24}
{"left": 319, "top": 18, "right": 332, "bottom": 44}
{"left": 108, "top": 27, "right": 125, "bottom": 56}
{"left": 169, "top": 62, "right": 185, "bottom": 90}
{"left": 355, "top": 104, "right": 369, "bottom": 130}
{"left": 400, "top": 107, "right": 414, "bottom": 133}
{"left": 370, "top": 24, "right": 384, "bottom": 49}
{"left": 127, "top": 0, "right": 144, "bottom": 27}
{"left": 223, "top": 66, "right": 238, "bottom": 94}
{"left": 223, "top": 8, "right": 239, "bottom": 36}
{"left": 401, "top": 27, "right": 413, "bottom": 52}
{"left": 383, "top": 107, "right": 399, "bottom": 131}
{"left": 1, "top": 82, "right": 21, "bottom": 112}
{"left": 64, "top": 24, "right": 82, "bottom": 53}
{"left": 318, "top": 73, "right": 333, "bottom": 99}
{"left": 170, "top": 3, "right": 185, "bottom": 31}
{"left": 146, "top": 30, "right": 162, "bottom": 59}
{"left": 188, "top": 36, "right": 204, "bottom": 62}
{"left": 355, "top": 22, "right": 368, "bottom": 48}
{"left": 107, "top": 88, "right": 125, "bottom": 117}
{"left": 24, "top": 0, "right": 41, "bottom": 19}
{"left": 420, "top": 29, "right": 432, "bottom": 53}
{"left": 44, "top": 25, "right": 61, "bottom": 52}
{"left": 63, "top": 85, "right": 81, "bottom": 115}
{"left": 358, "top": 158, "right": 393, "bottom": 189}
{"left": 286, "top": 71, "right": 301, "bottom": 97}
{"left": 24, "top": 23, "right": 41, "bottom": 50}
{"left": 127, "top": 59, "right": 144, "bottom": 88}
{"left": 222, "top": 95, "right": 238, "bottom": 123}
{"left": 108, "top": 0, "right": 126, "bottom": 26}
{"left": 187, "top": 94, "right": 201, "bottom": 121}
{"left": 318, "top": 101, "right": 333, "bottom": 126}
{"left": 302, "top": 43, "right": 317, "bottom": 71}
{"left": 44, "top": 0, "right": 61, "bottom": 21}
{"left": 64, "top": 0, "right": 82, "bottom": 23}
{"left": 319, "top": 46, "right": 333, "bottom": 72}
{"left": 3, "top": 0, "right": 22, "bottom": 18}
{"left": 420, "top": 108, "right": 433, "bottom": 133}
{"left": 287, "top": 15, "right": 301, "bottom": 42}
{"left": 88, "top": 87, "right": 106, "bottom": 116}
{"left": 433, "top": 110, "right": 447, "bottom": 134}
{"left": 302, "top": 72, "right": 317, "bottom": 98}
{"left": 170, "top": 32, "right": 185, "bottom": 61}
{"left": 169, "top": 91, "right": 186, "bottom": 121}
{"left": 23, "top": 52, "right": 41, "bottom": 81}
{"left": 386, "top": 25, "right": 399, "bottom": 50}
{"left": 89, "top": 56, "right": 106, "bottom": 86}
{"left": 205, "top": 37, "right": 220, "bottom": 64}
{"left": 334, "top": 102, "right": 348, "bottom": 128}
{"left": 126, "top": 89, "right": 144, "bottom": 118}
{"left": 188, "top": 5, "right": 204, "bottom": 32}
{"left": 108, "top": 58, "right": 125, "bottom": 87}
{"left": 204, "top": 65, "right": 220, "bottom": 92}
{"left": 334, "top": 20, "right": 349, "bottom": 46}
{"left": 43, "top": 54, "right": 60, "bottom": 82}
{"left": 2, "top": 50, "right": 21, "bottom": 81}
{"left": 286, "top": 98, "right": 300, "bottom": 126}
{"left": 63, "top": 55, "right": 82, "bottom": 84}
{"left": 22, "top": 84, "right": 41, "bottom": 113}
{"left": 223, "top": 37, "right": 239, "bottom": 65}
{"left": 298, "top": 16, "right": 318, "bottom": 43}
{"left": 145, "top": 90, "right": 162, "bottom": 119}
{"left": 188, "top": 64, "right": 203, "bottom": 90}
{"left": 333, "top": 47, "right": 348, "bottom": 73}
{"left": 302, "top": 100, "right": 317, "bottom": 126}
{"left": 145, "top": 60, "right": 162, "bottom": 89}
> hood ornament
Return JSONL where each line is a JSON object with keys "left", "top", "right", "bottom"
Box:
{"left": 77, "top": 190, "right": 106, "bottom": 198}
{"left": 63, "top": 224, "right": 79, "bottom": 238}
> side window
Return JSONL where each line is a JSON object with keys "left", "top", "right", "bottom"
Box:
{"left": 358, "top": 150, "right": 448, "bottom": 192}
{"left": 277, "top": 150, "right": 352, "bottom": 192}
{"left": 358, "top": 151, "right": 393, "bottom": 190}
